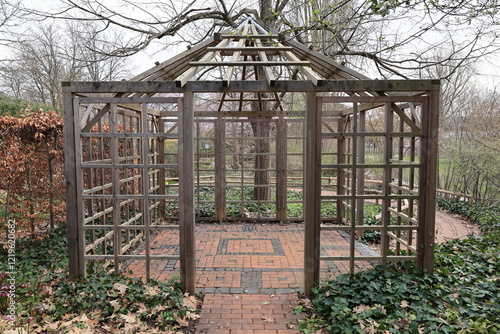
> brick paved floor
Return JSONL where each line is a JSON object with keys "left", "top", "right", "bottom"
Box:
{"left": 126, "top": 223, "right": 378, "bottom": 333}
{"left": 195, "top": 294, "right": 302, "bottom": 334}
{"left": 127, "top": 223, "right": 377, "bottom": 292}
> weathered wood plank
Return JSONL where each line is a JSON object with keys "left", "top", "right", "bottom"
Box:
{"left": 349, "top": 103, "right": 359, "bottom": 274}
{"left": 381, "top": 103, "right": 393, "bottom": 266}
{"left": 190, "top": 61, "right": 311, "bottom": 67}
{"left": 223, "top": 24, "right": 249, "bottom": 87}
{"left": 179, "top": 94, "right": 196, "bottom": 294}
{"left": 417, "top": 92, "right": 439, "bottom": 273}
{"left": 276, "top": 117, "right": 287, "bottom": 222}
{"left": 304, "top": 92, "right": 320, "bottom": 296}
{"left": 141, "top": 104, "right": 153, "bottom": 279}
{"left": 207, "top": 46, "right": 294, "bottom": 52}
{"left": 64, "top": 93, "right": 85, "bottom": 279}
{"left": 62, "top": 80, "right": 440, "bottom": 93}
{"left": 356, "top": 110, "right": 366, "bottom": 238}
{"left": 214, "top": 118, "right": 226, "bottom": 222}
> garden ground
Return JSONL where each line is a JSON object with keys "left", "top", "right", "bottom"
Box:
{"left": 0, "top": 207, "right": 488, "bottom": 334}
{"left": 125, "top": 211, "right": 481, "bottom": 334}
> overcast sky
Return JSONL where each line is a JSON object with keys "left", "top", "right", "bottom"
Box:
{"left": 5, "top": 0, "right": 500, "bottom": 88}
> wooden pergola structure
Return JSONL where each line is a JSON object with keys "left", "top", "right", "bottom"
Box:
{"left": 63, "top": 17, "right": 440, "bottom": 295}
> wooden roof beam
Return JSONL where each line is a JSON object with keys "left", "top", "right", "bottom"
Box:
{"left": 174, "top": 38, "right": 231, "bottom": 87}
{"left": 207, "top": 46, "right": 293, "bottom": 52}
{"left": 252, "top": 24, "right": 276, "bottom": 87}
{"left": 278, "top": 44, "right": 324, "bottom": 86}
{"left": 223, "top": 24, "right": 249, "bottom": 87}
{"left": 219, "top": 34, "right": 284, "bottom": 40}
{"left": 189, "top": 60, "right": 309, "bottom": 66}
{"left": 220, "top": 97, "right": 279, "bottom": 102}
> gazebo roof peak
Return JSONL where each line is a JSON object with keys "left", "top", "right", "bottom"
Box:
{"left": 131, "top": 17, "right": 372, "bottom": 87}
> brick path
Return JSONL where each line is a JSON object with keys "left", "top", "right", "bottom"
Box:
{"left": 196, "top": 294, "right": 302, "bottom": 334}
{"left": 126, "top": 223, "right": 378, "bottom": 333}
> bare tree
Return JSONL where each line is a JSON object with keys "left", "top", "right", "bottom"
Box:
{"left": 13, "top": 0, "right": 500, "bottom": 202}
{"left": 0, "top": 0, "right": 22, "bottom": 51}
{"left": 19, "top": 0, "right": 500, "bottom": 79}
{"left": 0, "top": 20, "right": 130, "bottom": 109}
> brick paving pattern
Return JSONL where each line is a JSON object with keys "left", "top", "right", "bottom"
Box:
{"left": 195, "top": 294, "right": 302, "bottom": 334}
{"left": 126, "top": 223, "right": 378, "bottom": 333}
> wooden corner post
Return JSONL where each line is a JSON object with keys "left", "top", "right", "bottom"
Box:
{"left": 179, "top": 94, "right": 196, "bottom": 294}
{"left": 417, "top": 89, "right": 440, "bottom": 273}
{"left": 304, "top": 92, "right": 321, "bottom": 296}
{"left": 62, "top": 89, "right": 85, "bottom": 279}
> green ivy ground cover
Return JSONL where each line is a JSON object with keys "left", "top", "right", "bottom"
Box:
{"left": 301, "top": 219, "right": 500, "bottom": 333}
{"left": 0, "top": 224, "right": 199, "bottom": 332}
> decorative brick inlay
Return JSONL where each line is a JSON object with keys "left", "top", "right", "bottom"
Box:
{"left": 217, "top": 238, "right": 285, "bottom": 256}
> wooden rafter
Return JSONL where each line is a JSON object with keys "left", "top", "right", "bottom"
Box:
{"left": 250, "top": 24, "right": 276, "bottom": 87}
{"left": 223, "top": 24, "right": 249, "bottom": 87}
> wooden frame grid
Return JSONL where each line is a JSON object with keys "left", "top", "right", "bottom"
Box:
{"left": 191, "top": 117, "right": 305, "bottom": 222}
{"left": 62, "top": 17, "right": 438, "bottom": 296}
{"left": 317, "top": 95, "right": 439, "bottom": 291}
{"left": 63, "top": 80, "right": 439, "bottom": 295}
{"left": 64, "top": 96, "right": 186, "bottom": 283}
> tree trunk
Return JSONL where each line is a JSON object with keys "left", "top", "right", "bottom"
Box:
{"left": 251, "top": 118, "right": 271, "bottom": 201}
{"left": 247, "top": 0, "right": 275, "bottom": 201}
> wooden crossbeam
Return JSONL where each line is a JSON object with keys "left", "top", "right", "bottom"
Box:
{"left": 207, "top": 46, "right": 293, "bottom": 52}
{"left": 219, "top": 34, "right": 283, "bottom": 40}
{"left": 219, "top": 97, "right": 279, "bottom": 102}
{"left": 189, "top": 61, "right": 310, "bottom": 66}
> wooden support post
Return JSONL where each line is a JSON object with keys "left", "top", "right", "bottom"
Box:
{"left": 417, "top": 92, "right": 439, "bottom": 273}
{"left": 356, "top": 110, "right": 366, "bottom": 236}
{"left": 158, "top": 117, "right": 166, "bottom": 219}
{"left": 179, "top": 94, "right": 196, "bottom": 294}
{"left": 124, "top": 115, "right": 131, "bottom": 245}
{"left": 396, "top": 113, "right": 404, "bottom": 254}
{"left": 109, "top": 104, "right": 121, "bottom": 274}
{"left": 64, "top": 93, "right": 85, "bottom": 279}
{"left": 350, "top": 104, "right": 359, "bottom": 274}
{"left": 141, "top": 105, "right": 152, "bottom": 279}
{"left": 336, "top": 117, "right": 346, "bottom": 222}
{"left": 276, "top": 116, "right": 287, "bottom": 222}
{"left": 408, "top": 115, "right": 417, "bottom": 251}
{"left": 345, "top": 118, "right": 352, "bottom": 222}
{"left": 381, "top": 103, "right": 393, "bottom": 266}
{"left": 304, "top": 92, "right": 321, "bottom": 296}
{"left": 195, "top": 121, "right": 200, "bottom": 217}
{"left": 215, "top": 118, "right": 227, "bottom": 222}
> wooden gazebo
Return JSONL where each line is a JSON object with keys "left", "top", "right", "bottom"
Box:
{"left": 63, "top": 17, "right": 440, "bottom": 295}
